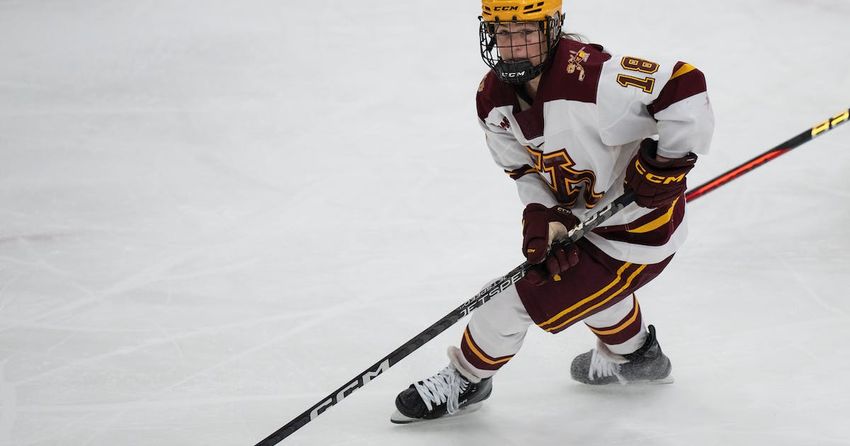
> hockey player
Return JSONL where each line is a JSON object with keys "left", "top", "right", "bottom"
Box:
{"left": 391, "top": 0, "right": 713, "bottom": 423}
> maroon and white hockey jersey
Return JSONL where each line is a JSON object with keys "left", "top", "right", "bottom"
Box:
{"left": 477, "top": 37, "right": 714, "bottom": 265}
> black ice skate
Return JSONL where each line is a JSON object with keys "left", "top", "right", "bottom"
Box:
{"left": 570, "top": 325, "right": 673, "bottom": 385}
{"left": 391, "top": 348, "right": 492, "bottom": 424}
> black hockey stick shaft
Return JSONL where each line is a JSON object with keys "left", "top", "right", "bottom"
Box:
{"left": 685, "top": 108, "right": 849, "bottom": 202}
{"left": 254, "top": 192, "right": 635, "bottom": 445}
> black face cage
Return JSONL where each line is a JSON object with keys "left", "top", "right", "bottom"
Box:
{"left": 479, "top": 14, "right": 563, "bottom": 85}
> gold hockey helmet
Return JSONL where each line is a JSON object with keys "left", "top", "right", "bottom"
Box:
{"left": 479, "top": 0, "right": 564, "bottom": 84}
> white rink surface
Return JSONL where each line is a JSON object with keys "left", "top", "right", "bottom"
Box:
{"left": 2, "top": 1, "right": 850, "bottom": 445}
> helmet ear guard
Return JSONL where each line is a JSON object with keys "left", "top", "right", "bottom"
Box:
{"left": 483, "top": 23, "right": 497, "bottom": 52}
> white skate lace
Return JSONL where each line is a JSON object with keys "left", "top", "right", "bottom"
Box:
{"left": 588, "top": 345, "right": 629, "bottom": 385}
{"left": 413, "top": 365, "right": 469, "bottom": 415}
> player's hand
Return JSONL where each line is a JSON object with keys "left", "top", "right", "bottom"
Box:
{"left": 521, "top": 203, "right": 580, "bottom": 285}
{"left": 624, "top": 139, "right": 697, "bottom": 208}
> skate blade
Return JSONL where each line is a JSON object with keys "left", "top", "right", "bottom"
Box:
{"left": 579, "top": 375, "right": 675, "bottom": 386}
{"left": 390, "top": 402, "right": 483, "bottom": 424}
{"left": 633, "top": 375, "right": 675, "bottom": 385}
{"left": 616, "top": 375, "right": 675, "bottom": 385}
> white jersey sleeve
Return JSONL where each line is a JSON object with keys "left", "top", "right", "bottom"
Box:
{"left": 596, "top": 53, "right": 714, "bottom": 159}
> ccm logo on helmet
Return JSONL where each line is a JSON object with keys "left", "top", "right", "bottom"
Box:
{"left": 493, "top": 5, "right": 519, "bottom": 11}
{"left": 635, "top": 160, "right": 685, "bottom": 184}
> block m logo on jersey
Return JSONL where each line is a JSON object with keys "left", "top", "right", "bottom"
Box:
{"left": 526, "top": 146, "right": 603, "bottom": 208}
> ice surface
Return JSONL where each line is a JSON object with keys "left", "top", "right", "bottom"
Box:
{"left": 1, "top": 0, "right": 849, "bottom": 445}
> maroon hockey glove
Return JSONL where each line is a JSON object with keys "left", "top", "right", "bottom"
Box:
{"left": 522, "top": 203, "right": 581, "bottom": 285}
{"left": 624, "top": 139, "right": 698, "bottom": 208}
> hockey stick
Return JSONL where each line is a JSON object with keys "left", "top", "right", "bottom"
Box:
{"left": 254, "top": 192, "right": 635, "bottom": 445}
{"left": 256, "top": 108, "right": 849, "bottom": 445}
{"left": 685, "top": 108, "right": 849, "bottom": 202}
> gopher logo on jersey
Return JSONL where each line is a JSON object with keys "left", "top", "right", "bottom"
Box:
{"left": 566, "top": 47, "right": 590, "bottom": 81}
{"left": 526, "top": 146, "right": 603, "bottom": 208}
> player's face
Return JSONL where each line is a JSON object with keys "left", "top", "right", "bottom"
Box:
{"left": 493, "top": 22, "right": 545, "bottom": 65}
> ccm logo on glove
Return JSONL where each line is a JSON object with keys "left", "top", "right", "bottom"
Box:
{"left": 625, "top": 138, "right": 697, "bottom": 208}
{"left": 633, "top": 158, "right": 687, "bottom": 185}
